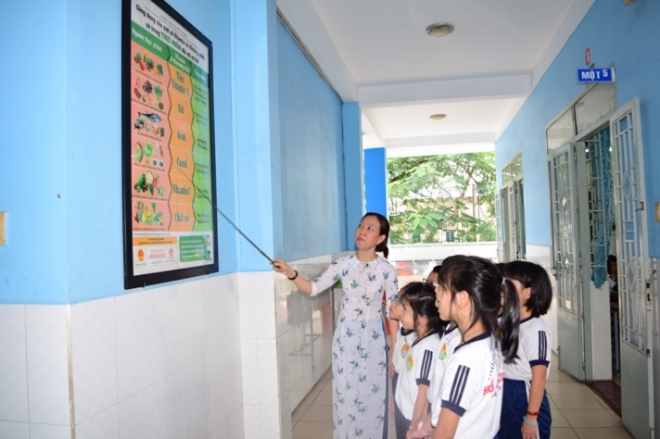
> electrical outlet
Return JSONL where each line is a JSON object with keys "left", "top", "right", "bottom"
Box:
{"left": 0, "top": 212, "right": 5, "bottom": 246}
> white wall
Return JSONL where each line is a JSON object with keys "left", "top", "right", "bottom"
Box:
{"left": 0, "top": 275, "right": 244, "bottom": 439}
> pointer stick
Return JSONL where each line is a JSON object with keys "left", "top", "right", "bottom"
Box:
{"left": 178, "top": 169, "right": 274, "bottom": 264}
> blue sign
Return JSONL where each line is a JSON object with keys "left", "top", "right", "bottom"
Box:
{"left": 577, "top": 68, "right": 615, "bottom": 83}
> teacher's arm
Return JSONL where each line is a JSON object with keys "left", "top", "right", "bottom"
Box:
{"left": 272, "top": 258, "right": 313, "bottom": 295}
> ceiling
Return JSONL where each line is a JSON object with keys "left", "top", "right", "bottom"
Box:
{"left": 277, "top": 0, "right": 595, "bottom": 156}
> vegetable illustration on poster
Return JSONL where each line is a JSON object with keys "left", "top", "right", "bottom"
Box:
{"left": 123, "top": 0, "right": 218, "bottom": 288}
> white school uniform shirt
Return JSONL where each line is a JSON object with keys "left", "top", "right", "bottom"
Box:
{"left": 437, "top": 332, "right": 504, "bottom": 439}
{"left": 393, "top": 327, "right": 416, "bottom": 374}
{"left": 394, "top": 331, "right": 442, "bottom": 420}
{"left": 504, "top": 316, "right": 552, "bottom": 380}
{"left": 429, "top": 325, "right": 462, "bottom": 426}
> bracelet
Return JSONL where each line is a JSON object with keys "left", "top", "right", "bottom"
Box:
{"left": 287, "top": 270, "right": 298, "bottom": 281}
{"left": 526, "top": 409, "right": 540, "bottom": 417}
{"left": 522, "top": 416, "right": 539, "bottom": 428}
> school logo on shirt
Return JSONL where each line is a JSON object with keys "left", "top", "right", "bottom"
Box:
{"left": 438, "top": 342, "right": 448, "bottom": 360}
{"left": 400, "top": 343, "right": 410, "bottom": 359}
{"left": 406, "top": 354, "right": 414, "bottom": 371}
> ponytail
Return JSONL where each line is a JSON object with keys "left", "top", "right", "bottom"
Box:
{"left": 499, "top": 278, "right": 520, "bottom": 364}
{"left": 376, "top": 242, "right": 389, "bottom": 259}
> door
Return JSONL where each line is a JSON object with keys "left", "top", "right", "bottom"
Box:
{"left": 506, "top": 180, "right": 526, "bottom": 260}
{"left": 496, "top": 190, "right": 506, "bottom": 262}
{"left": 610, "top": 97, "right": 655, "bottom": 439}
{"left": 548, "top": 143, "right": 586, "bottom": 380}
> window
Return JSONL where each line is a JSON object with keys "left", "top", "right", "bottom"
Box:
{"left": 498, "top": 153, "right": 525, "bottom": 262}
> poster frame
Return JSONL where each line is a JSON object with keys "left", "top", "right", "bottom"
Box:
{"left": 122, "top": 0, "right": 219, "bottom": 289}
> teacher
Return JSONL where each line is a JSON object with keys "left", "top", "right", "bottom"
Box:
{"left": 273, "top": 212, "right": 399, "bottom": 439}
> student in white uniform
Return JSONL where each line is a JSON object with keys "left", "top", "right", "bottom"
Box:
{"left": 403, "top": 256, "right": 465, "bottom": 438}
{"left": 496, "top": 261, "right": 553, "bottom": 439}
{"left": 389, "top": 284, "right": 417, "bottom": 415}
{"left": 394, "top": 282, "right": 444, "bottom": 439}
{"left": 410, "top": 256, "right": 520, "bottom": 439}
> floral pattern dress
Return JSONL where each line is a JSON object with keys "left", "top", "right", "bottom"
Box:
{"left": 311, "top": 255, "right": 399, "bottom": 439}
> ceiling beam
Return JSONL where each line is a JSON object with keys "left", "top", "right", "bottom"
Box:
{"left": 358, "top": 74, "right": 531, "bottom": 108}
{"left": 385, "top": 132, "right": 496, "bottom": 148}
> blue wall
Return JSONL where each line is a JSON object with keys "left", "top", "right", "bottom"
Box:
{"left": 277, "top": 21, "right": 348, "bottom": 261}
{"left": 0, "top": 0, "right": 360, "bottom": 304}
{"left": 364, "top": 148, "right": 388, "bottom": 217}
{"left": 0, "top": 0, "right": 236, "bottom": 304}
{"left": 496, "top": 0, "right": 660, "bottom": 256}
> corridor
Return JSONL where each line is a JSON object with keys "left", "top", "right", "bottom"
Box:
{"left": 291, "top": 354, "right": 632, "bottom": 439}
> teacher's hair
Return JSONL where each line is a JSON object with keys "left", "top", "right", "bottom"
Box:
{"left": 364, "top": 212, "right": 390, "bottom": 258}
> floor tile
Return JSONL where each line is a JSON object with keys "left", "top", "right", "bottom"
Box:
{"left": 300, "top": 405, "right": 333, "bottom": 423}
{"left": 546, "top": 381, "right": 597, "bottom": 395}
{"left": 550, "top": 393, "right": 609, "bottom": 410}
{"left": 551, "top": 428, "right": 580, "bottom": 439}
{"left": 573, "top": 427, "right": 633, "bottom": 439}
{"left": 547, "top": 371, "right": 581, "bottom": 383}
{"left": 292, "top": 404, "right": 310, "bottom": 422}
{"left": 300, "top": 391, "right": 319, "bottom": 406}
{"left": 292, "top": 421, "right": 333, "bottom": 439}
{"left": 562, "top": 409, "right": 623, "bottom": 428}
{"left": 314, "top": 390, "right": 333, "bottom": 406}
{"left": 550, "top": 408, "right": 571, "bottom": 428}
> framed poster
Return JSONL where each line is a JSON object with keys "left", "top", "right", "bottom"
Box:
{"left": 122, "top": 0, "right": 218, "bottom": 288}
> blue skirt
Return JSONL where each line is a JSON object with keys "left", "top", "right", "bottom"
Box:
{"left": 496, "top": 378, "right": 551, "bottom": 439}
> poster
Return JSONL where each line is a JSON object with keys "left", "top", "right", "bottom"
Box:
{"left": 123, "top": 0, "right": 218, "bottom": 288}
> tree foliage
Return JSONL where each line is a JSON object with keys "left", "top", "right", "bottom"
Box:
{"left": 387, "top": 152, "right": 497, "bottom": 244}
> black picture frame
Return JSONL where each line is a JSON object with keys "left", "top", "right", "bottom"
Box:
{"left": 122, "top": 0, "right": 219, "bottom": 289}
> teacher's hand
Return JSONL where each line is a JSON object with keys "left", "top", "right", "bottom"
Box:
{"left": 272, "top": 258, "right": 295, "bottom": 278}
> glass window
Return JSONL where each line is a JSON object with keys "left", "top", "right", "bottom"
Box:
{"left": 575, "top": 83, "right": 617, "bottom": 133}
{"left": 547, "top": 109, "right": 575, "bottom": 150}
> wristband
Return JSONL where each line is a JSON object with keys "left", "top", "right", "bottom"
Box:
{"left": 526, "top": 409, "right": 540, "bottom": 417}
{"left": 287, "top": 270, "right": 298, "bottom": 281}
{"left": 522, "top": 416, "right": 539, "bottom": 428}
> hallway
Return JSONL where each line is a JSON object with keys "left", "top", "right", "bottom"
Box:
{"left": 291, "top": 354, "right": 632, "bottom": 439}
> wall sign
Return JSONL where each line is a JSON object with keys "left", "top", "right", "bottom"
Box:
{"left": 577, "top": 68, "right": 615, "bottom": 83}
{"left": 123, "top": 0, "right": 218, "bottom": 288}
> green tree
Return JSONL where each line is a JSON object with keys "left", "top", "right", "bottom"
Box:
{"left": 387, "top": 152, "right": 496, "bottom": 244}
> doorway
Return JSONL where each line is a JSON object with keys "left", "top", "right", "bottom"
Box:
{"left": 547, "top": 87, "right": 654, "bottom": 438}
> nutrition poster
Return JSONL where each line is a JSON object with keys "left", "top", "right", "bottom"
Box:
{"left": 123, "top": 0, "right": 218, "bottom": 288}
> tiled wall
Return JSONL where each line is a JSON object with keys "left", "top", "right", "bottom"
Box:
{"left": 274, "top": 254, "right": 344, "bottom": 439}
{"left": 0, "top": 274, "right": 244, "bottom": 439}
{"left": 235, "top": 262, "right": 336, "bottom": 439}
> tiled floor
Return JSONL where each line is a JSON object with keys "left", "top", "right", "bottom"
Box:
{"left": 291, "top": 354, "right": 633, "bottom": 439}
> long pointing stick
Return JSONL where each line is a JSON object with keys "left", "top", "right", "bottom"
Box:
{"left": 178, "top": 169, "right": 274, "bottom": 264}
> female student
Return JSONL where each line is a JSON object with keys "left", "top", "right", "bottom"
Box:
{"left": 272, "top": 212, "right": 399, "bottom": 439}
{"left": 389, "top": 285, "right": 417, "bottom": 411}
{"left": 408, "top": 256, "right": 466, "bottom": 439}
{"left": 497, "top": 261, "right": 553, "bottom": 439}
{"left": 411, "top": 256, "right": 520, "bottom": 439}
{"left": 394, "top": 282, "right": 444, "bottom": 439}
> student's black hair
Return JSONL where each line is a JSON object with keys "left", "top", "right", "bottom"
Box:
{"left": 400, "top": 282, "right": 445, "bottom": 335}
{"left": 363, "top": 212, "right": 390, "bottom": 259}
{"left": 439, "top": 256, "right": 520, "bottom": 363}
{"left": 431, "top": 264, "right": 442, "bottom": 277}
{"left": 502, "top": 260, "right": 553, "bottom": 317}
